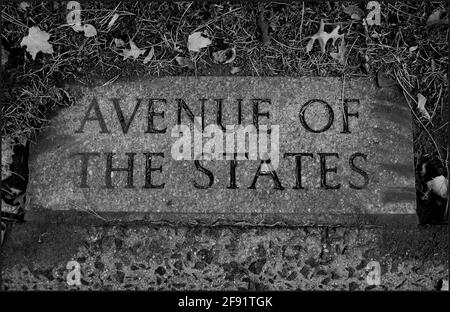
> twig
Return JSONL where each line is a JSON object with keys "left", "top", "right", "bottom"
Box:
{"left": 394, "top": 70, "right": 444, "bottom": 164}
{"left": 299, "top": 2, "right": 304, "bottom": 42}
{"left": 194, "top": 7, "right": 243, "bottom": 32}
{"left": 174, "top": 2, "right": 193, "bottom": 51}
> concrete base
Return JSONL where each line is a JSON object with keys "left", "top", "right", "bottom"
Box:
{"left": 1, "top": 214, "right": 448, "bottom": 290}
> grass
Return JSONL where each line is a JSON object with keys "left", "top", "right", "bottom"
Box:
{"left": 0, "top": 1, "right": 448, "bottom": 219}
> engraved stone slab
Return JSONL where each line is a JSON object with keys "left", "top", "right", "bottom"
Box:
{"left": 28, "top": 77, "right": 417, "bottom": 225}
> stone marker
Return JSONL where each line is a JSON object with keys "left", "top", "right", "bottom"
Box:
{"left": 27, "top": 77, "right": 417, "bottom": 225}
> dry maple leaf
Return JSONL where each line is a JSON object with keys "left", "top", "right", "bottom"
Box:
{"left": 20, "top": 26, "right": 54, "bottom": 60}
{"left": 212, "top": 49, "right": 228, "bottom": 64}
{"left": 230, "top": 66, "right": 241, "bottom": 75}
{"left": 107, "top": 13, "right": 119, "bottom": 29}
{"left": 426, "top": 175, "right": 448, "bottom": 199}
{"left": 417, "top": 93, "right": 431, "bottom": 120}
{"left": 82, "top": 24, "right": 97, "bottom": 38}
{"left": 306, "top": 19, "right": 344, "bottom": 53}
{"left": 19, "top": 1, "right": 30, "bottom": 11}
{"left": 187, "top": 32, "right": 212, "bottom": 52}
{"left": 122, "top": 41, "right": 145, "bottom": 60}
{"left": 114, "top": 38, "right": 126, "bottom": 47}
{"left": 427, "top": 9, "right": 448, "bottom": 26}
{"left": 143, "top": 46, "right": 155, "bottom": 64}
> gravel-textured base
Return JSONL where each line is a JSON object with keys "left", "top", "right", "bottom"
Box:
{"left": 1, "top": 220, "right": 448, "bottom": 290}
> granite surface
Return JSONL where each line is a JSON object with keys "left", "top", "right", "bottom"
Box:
{"left": 27, "top": 77, "right": 416, "bottom": 225}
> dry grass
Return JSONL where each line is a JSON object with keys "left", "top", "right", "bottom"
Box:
{"left": 1, "top": 1, "right": 448, "bottom": 180}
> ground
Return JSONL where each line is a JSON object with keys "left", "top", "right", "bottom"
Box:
{"left": 1, "top": 218, "right": 448, "bottom": 290}
{"left": 0, "top": 1, "right": 448, "bottom": 290}
{"left": 2, "top": 1, "right": 448, "bottom": 158}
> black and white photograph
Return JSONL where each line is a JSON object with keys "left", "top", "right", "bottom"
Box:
{"left": 0, "top": 0, "right": 448, "bottom": 303}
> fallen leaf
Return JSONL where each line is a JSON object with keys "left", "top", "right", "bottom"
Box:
{"left": 107, "top": 13, "right": 119, "bottom": 29}
{"left": 114, "top": 38, "right": 125, "bottom": 47}
{"left": 230, "top": 66, "right": 241, "bottom": 75}
{"left": 426, "top": 175, "right": 448, "bottom": 199}
{"left": 122, "top": 41, "right": 145, "bottom": 60}
{"left": 427, "top": 11, "right": 440, "bottom": 24}
{"left": 20, "top": 26, "right": 54, "bottom": 60}
{"left": 143, "top": 46, "right": 155, "bottom": 64}
{"left": 417, "top": 93, "right": 431, "bottom": 120}
{"left": 330, "top": 38, "right": 346, "bottom": 65}
{"left": 370, "top": 31, "right": 381, "bottom": 38}
{"left": 187, "top": 31, "right": 212, "bottom": 52}
{"left": 1, "top": 45, "right": 9, "bottom": 67}
{"left": 82, "top": 24, "right": 97, "bottom": 37}
{"left": 19, "top": 2, "right": 30, "bottom": 11}
{"left": 225, "top": 48, "right": 237, "bottom": 64}
{"left": 427, "top": 9, "right": 448, "bottom": 26}
{"left": 343, "top": 4, "right": 364, "bottom": 20}
{"left": 1, "top": 138, "right": 14, "bottom": 180}
{"left": 442, "top": 280, "right": 449, "bottom": 291}
{"left": 212, "top": 49, "right": 228, "bottom": 64}
{"left": 409, "top": 46, "right": 418, "bottom": 52}
{"left": 175, "top": 56, "right": 194, "bottom": 69}
{"left": 212, "top": 47, "right": 236, "bottom": 64}
{"left": 306, "top": 19, "right": 344, "bottom": 53}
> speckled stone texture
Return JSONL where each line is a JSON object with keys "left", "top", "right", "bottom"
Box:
{"left": 1, "top": 221, "right": 447, "bottom": 290}
{"left": 27, "top": 77, "right": 416, "bottom": 225}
